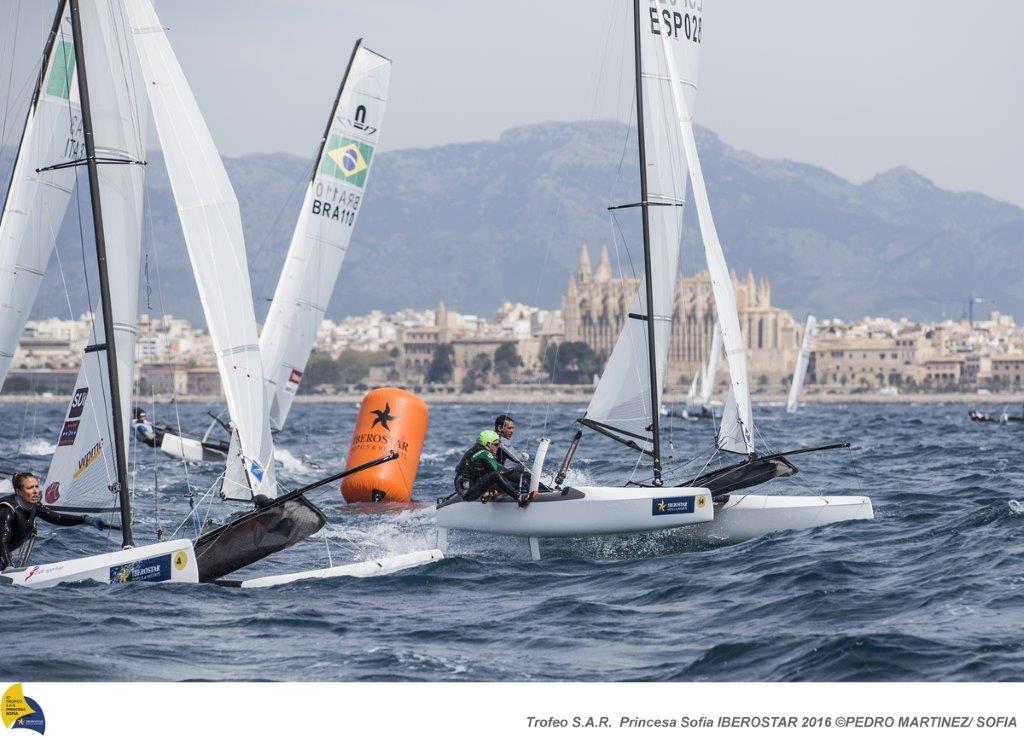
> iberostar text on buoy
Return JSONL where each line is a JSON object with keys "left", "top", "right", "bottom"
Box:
{"left": 341, "top": 387, "right": 428, "bottom": 503}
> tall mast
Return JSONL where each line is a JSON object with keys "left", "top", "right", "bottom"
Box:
{"left": 69, "top": 0, "right": 134, "bottom": 547}
{"left": 0, "top": 0, "right": 68, "bottom": 219}
{"left": 308, "top": 39, "right": 362, "bottom": 186}
{"left": 632, "top": 0, "right": 663, "bottom": 486}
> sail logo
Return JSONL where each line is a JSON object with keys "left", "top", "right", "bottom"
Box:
{"left": 57, "top": 420, "right": 79, "bottom": 447}
{"left": 284, "top": 369, "right": 303, "bottom": 395}
{"left": 45, "top": 40, "right": 76, "bottom": 101}
{"left": 68, "top": 387, "right": 88, "bottom": 419}
{"left": 652, "top": 496, "right": 695, "bottom": 515}
{"left": 2, "top": 683, "right": 45, "bottom": 735}
{"left": 321, "top": 136, "right": 373, "bottom": 187}
{"left": 72, "top": 442, "right": 102, "bottom": 480}
{"left": 109, "top": 554, "right": 172, "bottom": 583}
{"left": 250, "top": 460, "right": 265, "bottom": 483}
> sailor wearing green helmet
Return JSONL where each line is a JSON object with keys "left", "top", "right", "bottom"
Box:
{"left": 453, "top": 429, "right": 533, "bottom": 507}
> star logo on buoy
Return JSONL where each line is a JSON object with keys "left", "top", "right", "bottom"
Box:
{"left": 657, "top": 500, "right": 667, "bottom": 512}
{"left": 370, "top": 403, "right": 397, "bottom": 431}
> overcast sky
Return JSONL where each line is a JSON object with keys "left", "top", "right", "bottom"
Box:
{"left": 2, "top": 0, "right": 1022, "bottom": 207}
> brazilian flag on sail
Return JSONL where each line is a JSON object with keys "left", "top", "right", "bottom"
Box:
{"left": 320, "top": 135, "right": 373, "bottom": 188}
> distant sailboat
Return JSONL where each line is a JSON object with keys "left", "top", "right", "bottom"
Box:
{"left": 786, "top": 315, "right": 817, "bottom": 414}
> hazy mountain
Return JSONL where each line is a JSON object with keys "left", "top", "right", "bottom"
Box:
{"left": 3, "top": 119, "right": 1022, "bottom": 325}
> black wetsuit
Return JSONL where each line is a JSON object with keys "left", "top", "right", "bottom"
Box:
{"left": 0, "top": 493, "right": 89, "bottom": 570}
{"left": 496, "top": 439, "right": 531, "bottom": 492}
{"left": 453, "top": 443, "right": 519, "bottom": 501}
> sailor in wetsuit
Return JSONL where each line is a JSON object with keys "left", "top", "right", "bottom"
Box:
{"left": 494, "top": 414, "right": 531, "bottom": 491}
{"left": 132, "top": 408, "right": 158, "bottom": 448}
{"left": 0, "top": 472, "right": 104, "bottom": 571}
{"left": 454, "top": 430, "right": 532, "bottom": 507}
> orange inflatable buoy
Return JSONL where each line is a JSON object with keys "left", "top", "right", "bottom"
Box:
{"left": 341, "top": 387, "right": 428, "bottom": 503}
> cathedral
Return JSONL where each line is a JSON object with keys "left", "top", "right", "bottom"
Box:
{"left": 562, "top": 245, "right": 803, "bottom": 389}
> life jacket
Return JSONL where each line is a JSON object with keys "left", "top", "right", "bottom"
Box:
{"left": 454, "top": 443, "right": 494, "bottom": 482}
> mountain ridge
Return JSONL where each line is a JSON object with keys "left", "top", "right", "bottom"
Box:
{"left": 2, "top": 119, "right": 1021, "bottom": 325}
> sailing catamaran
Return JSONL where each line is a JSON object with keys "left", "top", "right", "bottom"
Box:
{"left": 786, "top": 315, "right": 817, "bottom": 414}
{"left": 437, "top": 0, "right": 872, "bottom": 557}
{"left": 2, "top": 0, "right": 198, "bottom": 587}
{"left": 152, "top": 39, "right": 391, "bottom": 462}
{"left": 436, "top": 0, "right": 717, "bottom": 555}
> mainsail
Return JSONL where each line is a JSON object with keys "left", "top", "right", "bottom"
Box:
{"left": 786, "top": 315, "right": 817, "bottom": 414}
{"left": 655, "top": 12, "right": 755, "bottom": 455}
{"left": 582, "top": 0, "right": 704, "bottom": 451}
{"left": 260, "top": 41, "right": 391, "bottom": 431}
{"left": 0, "top": 1, "right": 81, "bottom": 388}
{"left": 125, "top": 0, "right": 276, "bottom": 500}
{"left": 42, "top": 0, "right": 148, "bottom": 514}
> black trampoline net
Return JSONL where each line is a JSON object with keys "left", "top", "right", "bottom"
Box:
{"left": 193, "top": 494, "right": 326, "bottom": 582}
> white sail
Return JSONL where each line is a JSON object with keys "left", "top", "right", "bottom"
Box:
{"left": 685, "top": 372, "right": 699, "bottom": 404}
{"left": 260, "top": 42, "right": 391, "bottom": 431}
{"left": 0, "top": 2, "right": 81, "bottom": 389}
{"left": 786, "top": 315, "right": 817, "bottom": 414}
{"left": 716, "top": 386, "right": 748, "bottom": 455}
{"left": 698, "top": 320, "right": 721, "bottom": 409}
{"left": 583, "top": 1, "right": 704, "bottom": 448}
{"left": 42, "top": 0, "right": 148, "bottom": 512}
{"left": 125, "top": 0, "right": 276, "bottom": 500}
{"left": 655, "top": 13, "right": 755, "bottom": 455}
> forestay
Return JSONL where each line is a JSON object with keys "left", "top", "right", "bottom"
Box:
{"left": 261, "top": 42, "right": 391, "bottom": 431}
{"left": 655, "top": 12, "right": 755, "bottom": 455}
{"left": 786, "top": 315, "right": 817, "bottom": 413}
{"left": 42, "top": 0, "right": 148, "bottom": 513}
{"left": 125, "top": 0, "right": 276, "bottom": 500}
{"left": 583, "top": 0, "right": 704, "bottom": 449}
{"left": 0, "top": 1, "right": 81, "bottom": 388}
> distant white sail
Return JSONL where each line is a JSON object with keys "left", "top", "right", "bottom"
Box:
{"left": 43, "top": 0, "right": 148, "bottom": 512}
{"left": 655, "top": 17, "right": 755, "bottom": 455}
{"left": 0, "top": 1, "right": 81, "bottom": 389}
{"left": 698, "top": 321, "right": 721, "bottom": 409}
{"left": 786, "top": 315, "right": 817, "bottom": 414}
{"left": 583, "top": 2, "right": 703, "bottom": 448}
{"left": 260, "top": 42, "right": 391, "bottom": 431}
{"left": 685, "top": 372, "right": 699, "bottom": 404}
{"left": 125, "top": 0, "right": 276, "bottom": 500}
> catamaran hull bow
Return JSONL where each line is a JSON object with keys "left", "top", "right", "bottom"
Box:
{"left": 228, "top": 549, "right": 444, "bottom": 588}
{"left": 436, "top": 486, "right": 713, "bottom": 537}
{"left": 674, "top": 494, "right": 873, "bottom": 545}
{"left": 0, "top": 539, "right": 198, "bottom": 588}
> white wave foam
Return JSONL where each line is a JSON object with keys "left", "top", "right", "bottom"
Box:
{"left": 1009, "top": 499, "right": 1023, "bottom": 514}
{"left": 323, "top": 505, "right": 440, "bottom": 561}
{"left": 274, "top": 448, "right": 317, "bottom": 476}
{"left": 17, "top": 437, "right": 56, "bottom": 457}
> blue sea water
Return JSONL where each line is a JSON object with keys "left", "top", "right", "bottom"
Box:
{"left": 1, "top": 400, "right": 1022, "bottom": 681}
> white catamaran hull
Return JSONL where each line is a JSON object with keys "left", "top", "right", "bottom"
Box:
{"left": 675, "top": 494, "right": 874, "bottom": 545}
{"left": 158, "top": 430, "right": 227, "bottom": 463}
{"left": 236, "top": 549, "right": 444, "bottom": 589}
{"left": 1, "top": 539, "right": 199, "bottom": 588}
{"left": 436, "top": 486, "right": 714, "bottom": 538}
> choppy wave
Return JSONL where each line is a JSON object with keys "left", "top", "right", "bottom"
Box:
{"left": 2, "top": 401, "right": 1022, "bottom": 681}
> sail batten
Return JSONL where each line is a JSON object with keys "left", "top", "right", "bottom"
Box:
{"left": 260, "top": 42, "right": 391, "bottom": 431}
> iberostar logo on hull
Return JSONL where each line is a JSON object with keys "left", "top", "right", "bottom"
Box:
{"left": 2, "top": 683, "right": 46, "bottom": 735}
{"left": 320, "top": 135, "right": 373, "bottom": 187}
